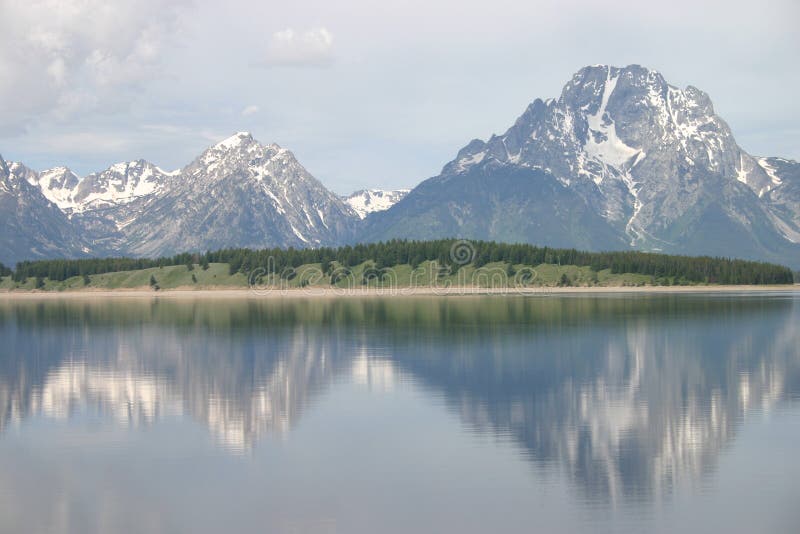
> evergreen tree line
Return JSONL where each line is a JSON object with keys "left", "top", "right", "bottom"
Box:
{"left": 7, "top": 239, "right": 796, "bottom": 285}
{"left": 11, "top": 252, "right": 205, "bottom": 283}
{"left": 0, "top": 262, "right": 11, "bottom": 277}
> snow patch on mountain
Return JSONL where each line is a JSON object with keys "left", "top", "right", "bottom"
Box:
{"left": 9, "top": 159, "right": 173, "bottom": 216}
{"left": 583, "top": 69, "right": 640, "bottom": 171}
{"left": 26, "top": 166, "right": 81, "bottom": 210}
{"left": 453, "top": 151, "right": 487, "bottom": 173}
{"left": 215, "top": 132, "right": 253, "bottom": 150}
{"left": 757, "top": 157, "right": 783, "bottom": 186}
{"left": 344, "top": 189, "right": 410, "bottom": 219}
{"left": 291, "top": 224, "right": 309, "bottom": 243}
{"left": 201, "top": 132, "right": 262, "bottom": 166}
{"left": 72, "top": 160, "right": 170, "bottom": 213}
{"left": 771, "top": 216, "right": 800, "bottom": 244}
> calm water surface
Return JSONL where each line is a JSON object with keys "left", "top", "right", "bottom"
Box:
{"left": 1, "top": 293, "right": 799, "bottom": 533}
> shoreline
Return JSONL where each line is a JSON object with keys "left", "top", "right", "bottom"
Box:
{"left": 1, "top": 285, "right": 798, "bottom": 299}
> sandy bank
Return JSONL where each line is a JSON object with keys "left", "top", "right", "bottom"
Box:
{"left": 1, "top": 285, "right": 798, "bottom": 300}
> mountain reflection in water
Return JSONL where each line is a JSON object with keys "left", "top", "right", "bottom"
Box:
{"left": 1, "top": 294, "right": 798, "bottom": 507}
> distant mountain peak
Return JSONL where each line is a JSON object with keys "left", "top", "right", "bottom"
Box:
{"left": 71, "top": 159, "right": 171, "bottom": 213}
{"left": 446, "top": 64, "right": 773, "bottom": 201}
{"left": 25, "top": 166, "right": 82, "bottom": 210}
{"left": 363, "top": 64, "right": 800, "bottom": 267}
{"left": 344, "top": 188, "right": 410, "bottom": 219}
{"left": 0, "top": 154, "right": 92, "bottom": 265}
{"left": 213, "top": 131, "right": 255, "bottom": 150}
{"left": 198, "top": 132, "right": 267, "bottom": 170}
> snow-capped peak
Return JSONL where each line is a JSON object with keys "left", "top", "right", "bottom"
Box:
{"left": 214, "top": 132, "right": 254, "bottom": 150}
{"left": 344, "top": 188, "right": 410, "bottom": 219}
{"left": 70, "top": 159, "right": 170, "bottom": 212}
{"left": 6, "top": 158, "right": 174, "bottom": 214}
{"left": 200, "top": 132, "right": 262, "bottom": 167}
{"left": 27, "top": 166, "right": 82, "bottom": 210}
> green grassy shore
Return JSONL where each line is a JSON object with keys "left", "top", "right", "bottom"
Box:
{"left": 0, "top": 260, "right": 693, "bottom": 292}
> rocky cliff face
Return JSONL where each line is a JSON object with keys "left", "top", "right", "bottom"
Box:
{"left": 0, "top": 156, "right": 90, "bottom": 264}
{"left": 760, "top": 157, "right": 800, "bottom": 245}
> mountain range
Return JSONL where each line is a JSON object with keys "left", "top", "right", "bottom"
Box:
{"left": 1, "top": 64, "right": 799, "bottom": 268}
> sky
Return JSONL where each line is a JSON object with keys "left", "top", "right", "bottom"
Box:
{"left": 0, "top": 0, "right": 797, "bottom": 195}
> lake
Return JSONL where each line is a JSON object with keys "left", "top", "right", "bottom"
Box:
{"left": 1, "top": 293, "right": 799, "bottom": 533}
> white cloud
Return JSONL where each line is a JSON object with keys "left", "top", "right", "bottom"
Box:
{"left": 241, "top": 105, "right": 260, "bottom": 116}
{"left": 0, "top": 0, "right": 188, "bottom": 134}
{"left": 263, "top": 27, "right": 334, "bottom": 67}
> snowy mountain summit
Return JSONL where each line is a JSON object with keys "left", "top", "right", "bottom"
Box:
{"left": 344, "top": 189, "right": 410, "bottom": 219}
{"left": 130, "top": 131, "right": 357, "bottom": 257}
{"left": 9, "top": 159, "right": 174, "bottom": 215}
{"left": 446, "top": 65, "right": 781, "bottom": 244}
{"left": 364, "top": 64, "right": 800, "bottom": 266}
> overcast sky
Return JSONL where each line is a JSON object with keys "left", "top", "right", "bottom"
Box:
{"left": 0, "top": 0, "right": 797, "bottom": 194}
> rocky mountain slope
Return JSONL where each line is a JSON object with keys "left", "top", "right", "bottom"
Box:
{"left": 0, "top": 157, "right": 90, "bottom": 264}
{"left": 93, "top": 132, "right": 358, "bottom": 257}
{"left": 760, "top": 157, "right": 800, "bottom": 244}
{"left": 361, "top": 65, "right": 800, "bottom": 267}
